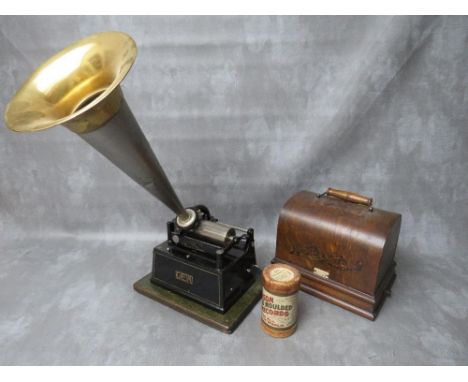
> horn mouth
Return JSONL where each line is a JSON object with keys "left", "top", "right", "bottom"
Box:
{"left": 4, "top": 31, "right": 137, "bottom": 133}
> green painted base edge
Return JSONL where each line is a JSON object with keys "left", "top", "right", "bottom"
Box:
{"left": 133, "top": 270, "right": 262, "bottom": 334}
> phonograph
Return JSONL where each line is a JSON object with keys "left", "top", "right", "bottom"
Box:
{"left": 4, "top": 31, "right": 262, "bottom": 333}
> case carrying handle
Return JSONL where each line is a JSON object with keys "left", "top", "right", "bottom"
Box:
{"left": 323, "top": 188, "right": 374, "bottom": 210}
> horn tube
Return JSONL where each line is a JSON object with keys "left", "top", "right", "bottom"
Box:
{"left": 4, "top": 31, "right": 186, "bottom": 217}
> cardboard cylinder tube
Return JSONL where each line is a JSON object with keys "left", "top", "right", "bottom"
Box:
{"left": 261, "top": 263, "right": 301, "bottom": 338}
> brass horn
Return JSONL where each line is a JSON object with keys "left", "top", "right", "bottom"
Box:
{"left": 4, "top": 31, "right": 190, "bottom": 221}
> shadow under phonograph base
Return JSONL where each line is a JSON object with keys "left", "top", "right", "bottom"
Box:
{"left": 133, "top": 267, "right": 262, "bottom": 334}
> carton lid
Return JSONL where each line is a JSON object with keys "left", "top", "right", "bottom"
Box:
{"left": 262, "top": 263, "right": 301, "bottom": 295}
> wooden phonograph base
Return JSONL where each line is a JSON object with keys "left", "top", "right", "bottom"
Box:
{"left": 133, "top": 270, "right": 262, "bottom": 334}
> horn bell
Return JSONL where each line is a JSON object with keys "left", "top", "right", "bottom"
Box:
{"left": 4, "top": 31, "right": 186, "bottom": 216}
{"left": 5, "top": 31, "right": 137, "bottom": 133}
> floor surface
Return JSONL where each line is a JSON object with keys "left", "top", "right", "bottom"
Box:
{"left": 1, "top": 235, "right": 467, "bottom": 365}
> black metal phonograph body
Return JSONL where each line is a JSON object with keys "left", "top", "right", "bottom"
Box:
{"left": 154, "top": 205, "right": 257, "bottom": 313}
{"left": 4, "top": 31, "right": 262, "bottom": 333}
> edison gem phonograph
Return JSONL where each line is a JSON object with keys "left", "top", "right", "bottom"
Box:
{"left": 4, "top": 32, "right": 262, "bottom": 333}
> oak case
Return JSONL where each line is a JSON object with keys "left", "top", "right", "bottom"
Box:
{"left": 273, "top": 188, "right": 402, "bottom": 320}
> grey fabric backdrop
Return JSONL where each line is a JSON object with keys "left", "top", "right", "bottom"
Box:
{"left": 1, "top": 16, "right": 467, "bottom": 365}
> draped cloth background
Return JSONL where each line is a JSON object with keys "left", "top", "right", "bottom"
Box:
{"left": 1, "top": 16, "right": 467, "bottom": 365}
